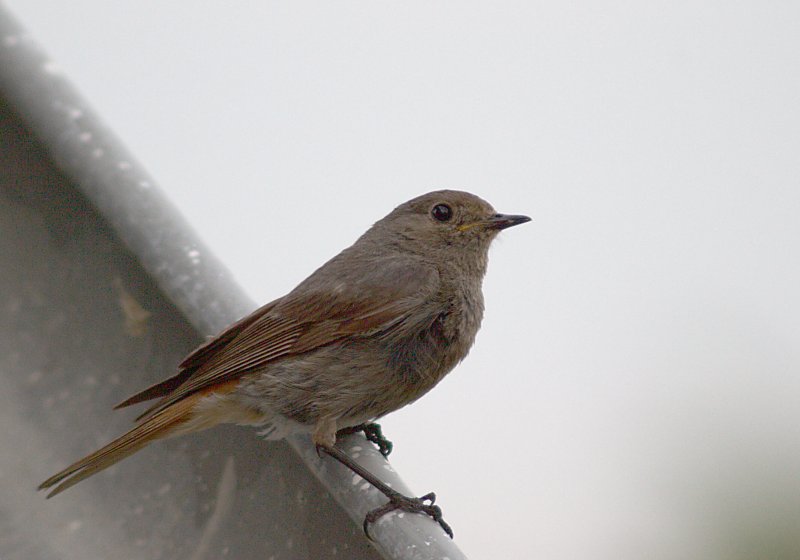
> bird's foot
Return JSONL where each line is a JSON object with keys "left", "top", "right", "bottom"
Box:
{"left": 337, "top": 422, "right": 393, "bottom": 457}
{"left": 361, "top": 423, "right": 393, "bottom": 457}
{"left": 317, "top": 443, "right": 452, "bottom": 539}
{"left": 364, "top": 491, "right": 453, "bottom": 539}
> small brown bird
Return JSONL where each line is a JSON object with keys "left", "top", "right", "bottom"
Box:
{"left": 39, "top": 190, "right": 529, "bottom": 537}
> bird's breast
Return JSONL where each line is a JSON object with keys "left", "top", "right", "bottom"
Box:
{"left": 387, "top": 281, "right": 484, "bottom": 390}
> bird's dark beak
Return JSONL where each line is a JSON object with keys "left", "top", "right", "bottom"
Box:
{"left": 486, "top": 213, "right": 532, "bottom": 230}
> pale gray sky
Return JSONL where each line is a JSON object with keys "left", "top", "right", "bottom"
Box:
{"left": 7, "top": 1, "right": 800, "bottom": 558}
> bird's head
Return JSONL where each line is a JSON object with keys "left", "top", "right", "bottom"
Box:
{"left": 368, "top": 190, "right": 530, "bottom": 259}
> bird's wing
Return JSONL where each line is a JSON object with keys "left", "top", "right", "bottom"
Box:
{"left": 114, "top": 300, "right": 281, "bottom": 410}
{"left": 126, "top": 258, "right": 440, "bottom": 421}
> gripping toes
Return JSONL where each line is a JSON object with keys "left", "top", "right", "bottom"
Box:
{"left": 363, "top": 491, "right": 454, "bottom": 539}
{"left": 361, "top": 423, "right": 393, "bottom": 457}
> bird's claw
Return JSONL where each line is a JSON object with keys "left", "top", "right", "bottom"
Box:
{"left": 361, "top": 423, "right": 393, "bottom": 457}
{"left": 363, "top": 491, "right": 453, "bottom": 540}
{"left": 337, "top": 422, "right": 393, "bottom": 457}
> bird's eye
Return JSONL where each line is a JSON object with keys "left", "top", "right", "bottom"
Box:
{"left": 431, "top": 204, "right": 453, "bottom": 222}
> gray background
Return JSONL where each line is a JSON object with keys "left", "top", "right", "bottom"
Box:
{"left": 5, "top": 1, "right": 800, "bottom": 558}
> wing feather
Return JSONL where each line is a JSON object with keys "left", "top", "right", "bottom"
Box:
{"left": 131, "top": 257, "right": 440, "bottom": 421}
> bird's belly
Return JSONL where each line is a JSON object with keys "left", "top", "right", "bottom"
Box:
{"left": 255, "top": 413, "right": 314, "bottom": 440}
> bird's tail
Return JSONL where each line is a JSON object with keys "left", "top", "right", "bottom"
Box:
{"left": 38, "top": 392, "right": 206, "bottom": 498}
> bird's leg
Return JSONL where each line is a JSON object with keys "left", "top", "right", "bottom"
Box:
{"left": 316, "top": 443, "right": 453, "bottom": 539}
{"left": 336, "top": 422, "right": 393, "bottom": 457}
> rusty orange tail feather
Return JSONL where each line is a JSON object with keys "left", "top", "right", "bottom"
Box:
{"left": 38, "top": 393, "right": 203, "bottom": 498}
